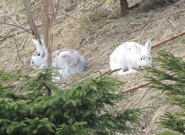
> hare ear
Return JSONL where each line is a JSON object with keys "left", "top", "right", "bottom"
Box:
{"left": 32, "top": 39, "right": 41, "bottom": 50}
{"left": 145, "top": 39, "right": 152, "bottom": 53}
{"left": 40, "top": 39, "right": 46, "bottom": 49}
{"left": 32, "top": 39, "right": 45, "bottom": 50}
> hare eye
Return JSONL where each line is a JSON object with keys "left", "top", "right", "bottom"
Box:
{"left": 38, "top": 53, "right": 40, "bottom": 56}
{"left": 140, "top": 58, "right": 142, "bottom": 60}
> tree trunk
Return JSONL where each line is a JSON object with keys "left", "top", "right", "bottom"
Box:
{"left": 41, "top": 0, "right": 55, "bottom": 96}
{"left": 120, "top": 0, "right": 129, "bottom": 16}
{"left": 41, "top": 0, "right": 54, "bottom": 68}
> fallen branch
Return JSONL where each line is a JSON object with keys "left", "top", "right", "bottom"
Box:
{"left": 120, "top": 81, "right": 150, "bottom": 94}
{"left": 120, "top": 71, "right": 175, "bottom": 94}
{"left": 152, "top": 31, "right": 185, "bottom": 49}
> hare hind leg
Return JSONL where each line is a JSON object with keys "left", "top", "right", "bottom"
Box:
{"left": 117, "top": 69, "right": 137, "bottom": 75}
{"left": 110, "top": 61, "right": 125, "bottom": 75}
{"left": 117, "top": 62, "right": 137, "bottom": 75}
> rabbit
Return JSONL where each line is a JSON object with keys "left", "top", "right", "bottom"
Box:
{"left": 31, "top": 39, "right": 87, "bottom": 79}
{"left": 109, "top": 39, "right": 152, "bottom": 75}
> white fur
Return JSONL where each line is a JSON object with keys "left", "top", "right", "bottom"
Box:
{"left": 110, "top": 40, "right": 152, "bottom": 75}
{"left": 31, "top": 39, "right": 87, "bottom": 79}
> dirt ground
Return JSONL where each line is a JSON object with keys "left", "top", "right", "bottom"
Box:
{"left": 0, "top": 0, "right": 185, "bottom": 134}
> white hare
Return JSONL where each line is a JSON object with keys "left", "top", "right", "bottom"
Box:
{"left": 31, "top": 39, "right": 87, "bottom": 79}
{"left": 110, "top": 40, "right": 152, "bottom": 75}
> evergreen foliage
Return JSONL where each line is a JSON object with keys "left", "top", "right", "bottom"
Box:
{"left": 0, "top": 69, "right": 141, "bottom": 135}
{"left": 146, "top": 51, "right": 185, "bottom": 135}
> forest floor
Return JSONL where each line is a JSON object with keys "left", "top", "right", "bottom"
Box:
{"left": 0, "top": 0, "right": 185, "bottom": 134}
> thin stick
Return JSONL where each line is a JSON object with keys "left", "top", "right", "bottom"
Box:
{"left": 2, "top": 0, "right": 20, "bottom": 26}
{"left": 13, "top": 36, "right": 27, "bottom": 68}
{"left": 54, "top": 0, "right": 61, "bottom": 22}
{"left": 1, "top": 22, "right": 31, "bottom": 34}
{"left": 0, "top": 30, "right": 24, "bottom": 43}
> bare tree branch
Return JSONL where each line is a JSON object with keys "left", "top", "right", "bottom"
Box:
{"left": 23, "top": 0, "right": 41, "bottom": 40}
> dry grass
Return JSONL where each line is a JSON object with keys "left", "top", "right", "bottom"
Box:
{"left": 0, "top": 0, "right": 185, "bottom": 134}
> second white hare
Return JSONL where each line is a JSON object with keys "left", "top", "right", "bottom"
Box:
{"left": 110, "top": 40, "right": 152, "bottom": 75}
{"left": 31, "top": 39, "right": 87, "bottom": 79}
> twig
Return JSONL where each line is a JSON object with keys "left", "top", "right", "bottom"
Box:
{"left": 0, "top": 15, "right": 14, "bottom": 24}
{"left": 54, "top": 0, "right": 61, "bottom": 22}
{"left": 2, "top": 0, "right": 20, "bottom": 26}
{"left": 1, "top": 22, "right": 31, "bottom": 34}
{"left": 31, "top": 0, "right": 41, "bottom": 8}
{"left": 13, "top": 35, "right": 27, "bottom": 68}
{"left": 0, "top": 22, "right": 43, "bottom": 44}
{"left": 0, "top": 30, "right": 25, "bottom": 43}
